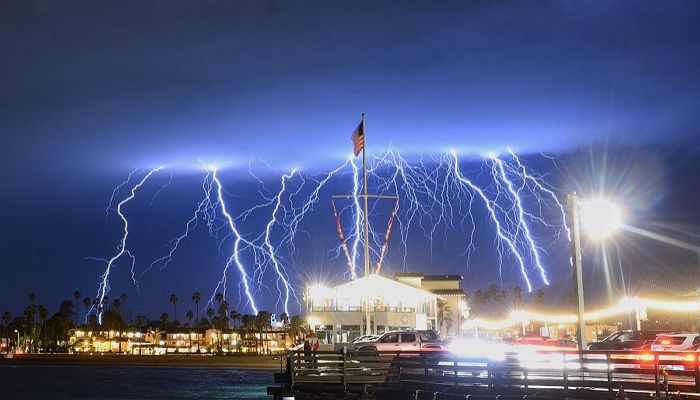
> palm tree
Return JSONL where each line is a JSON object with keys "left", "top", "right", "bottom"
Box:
{"left": 206, "top": 307, "right": 215, "bottom": 324}
{"left": 534, "top": 290, "right": 545, "bottom": 306}
{"left": 169, "top": 294, "right": 178, "bottom": 321}
{"left": 230, "top": 310, "right": 240, "bottom": 331}
{"left": 73, "top": 291, "right": 81, "bottom": 328}
{"left": 217, "top": 301, "right": 229, "bottom": 353}
{"left": 443, "top": 306, "right": 454, "bottom": 334}
{"left": 486, "top": 284, "right": 498, "bottom": 304}
{"left": 437, "top": 299, "right": 454, "bottom": 336}
{"left": 2, "top": 311, "right": 11, "bottom": 349}
{"left": 160, "top": 312, "right": 169, "bottom": 354}
{"left": 82, "top": 297, "right": 92, "bottom": 326}
{"left": 256, "top": 311, "right": 271, "bottom": 354}
{"left": 186, "top": 311, "right": 194, "bottom": 351}
{"left": 289, "top": 315, "right": 305, "bottom": 345}
{"left": 513, "top": 286, "right": 523, "bottom": 309}
{"left": 191, "top": 291, "right": 201, "bottom": 352}
{"left": 37, "top": 305, "right": 48, "bottom": 353}
{"left": 241, "top": 314, "right": 255, "bottom": 352}
{"left": 88, "top": 314, "right": 98, "bottom": 333}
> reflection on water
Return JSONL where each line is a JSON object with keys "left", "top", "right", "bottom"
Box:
{"left": 0, "top": 366, "right": 273, "bottom": 399}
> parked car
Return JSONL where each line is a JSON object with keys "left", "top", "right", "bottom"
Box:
{"left": 352, "top": 335, "right": 379, "bottom": 343}
{"left": 357, "top": 330, "right": 445, "bottom": 352}
{"left": 504, "top": 335, "right": 577, "bottom": 349}
{"left": 650, "top": 333, "right": 700, "bottom": 352}
{"left": 587, "top": 330, "right": 665, "bottom": 350}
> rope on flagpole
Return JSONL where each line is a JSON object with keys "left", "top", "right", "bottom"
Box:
{"left": 331, "top": 199, "right": 356, "bottom": 279}
{"left": 375, "top": 198, "right": 399, "bottom": 274}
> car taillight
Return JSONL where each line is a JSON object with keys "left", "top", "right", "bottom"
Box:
{"left": 661, "top": 340, "right": 671, "bottom": 345}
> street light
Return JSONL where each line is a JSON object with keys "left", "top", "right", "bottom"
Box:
{"left": 568, "top": 193, "right": 622, "bottom": 350}
{"left": 14, "top": 329, "right": 19, "bottom": 350}
{"left": 579, "top": 199, "right": 623, "bottom": 241}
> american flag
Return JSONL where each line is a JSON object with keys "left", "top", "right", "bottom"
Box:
{"left": 351, "top": 119, "right": 364, "bottom": 156}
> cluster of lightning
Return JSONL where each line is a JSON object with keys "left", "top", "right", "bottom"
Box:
{"left": 89, "top": 149, "right": 568, "bottom": 319}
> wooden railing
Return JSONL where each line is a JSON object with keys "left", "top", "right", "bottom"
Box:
{"left": 284, "top": 349, "right": 700, "bottom": 396}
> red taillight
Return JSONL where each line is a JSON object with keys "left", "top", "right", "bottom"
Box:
{"left": 661, "top": 340, "right": 671, "bottom": 345}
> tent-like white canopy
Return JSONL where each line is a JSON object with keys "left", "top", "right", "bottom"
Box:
{"left": 308, "top": 274, "right": 436, "bottom": 309}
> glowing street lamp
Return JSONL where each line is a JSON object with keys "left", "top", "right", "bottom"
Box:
{"left": 579, "top": 199, "right": 623, "bottom": 241}
{"left": 568, "top": 193, "right": 622, "bottom": 350}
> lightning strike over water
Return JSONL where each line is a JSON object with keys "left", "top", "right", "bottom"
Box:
{"left": 92, "top": 166, "right": 164, "bottom": 322}
{"left": 210, "top": 167, "right": 259, "bottom": 315}
{"left": 89, "top": 148, "right": 570, "bottom": 315}
{"left": 262, "top": 169, "right": 297, "bottom": 316}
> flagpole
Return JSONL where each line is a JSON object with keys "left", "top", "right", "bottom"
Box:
{"left": 361, "top": 112, "right": 372, "bottom": 335}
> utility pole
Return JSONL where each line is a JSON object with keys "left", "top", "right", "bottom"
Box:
{"left": 568, "top": 193, "right": 587, "bottom": 350}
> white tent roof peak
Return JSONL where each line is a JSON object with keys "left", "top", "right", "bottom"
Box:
{"left": 329, "top": 274, "right": 437, "bottom": 307}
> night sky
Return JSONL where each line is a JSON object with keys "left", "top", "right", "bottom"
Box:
{"left": 2, "top": 1, "right": 699, "bottom": 320}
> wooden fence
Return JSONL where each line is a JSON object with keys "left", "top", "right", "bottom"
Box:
{"left": 280, "top": 349, "right": 700, "bottom": 397}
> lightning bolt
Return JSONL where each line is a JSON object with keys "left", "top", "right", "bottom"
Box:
{"left": 507, "top": 148, "right": 571, "bottom": 241}
{"left": 490, "top": 155, "right": 549, "bottom": 285}
{"left": 447, "top": 151, "right": 533, "bottom": 291}
{"left": 92, "top": 166, "right": 164, "bottom": 323}
{"left": 262, "top": 169, "right": 297, "bottom": 316}
{"left": 90, "top": 147, "right": 569, "bottom": 313}
{"left": 209, "top": 167, "right": 259, "bottom": 314}
{"left": 144, "top": 169, "right": 215, "bottom": 275}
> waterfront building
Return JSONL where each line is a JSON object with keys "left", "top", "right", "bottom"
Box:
{"left": 305, "top": 272, "right": 467, "bottom": 343}
{"left": 394, "top": 273, "right": 469, "bottom": 339}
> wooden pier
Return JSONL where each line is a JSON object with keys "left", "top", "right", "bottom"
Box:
{"left": 268, "top": 349, "right": 700, "bottom": 399}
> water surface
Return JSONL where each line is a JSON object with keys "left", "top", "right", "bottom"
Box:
{"left": 0, "top": 365, "right": 273, "bottom": 399}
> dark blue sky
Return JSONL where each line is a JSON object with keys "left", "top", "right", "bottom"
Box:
{"left": 1, "top": 1, "right": 699, "bottom": 319}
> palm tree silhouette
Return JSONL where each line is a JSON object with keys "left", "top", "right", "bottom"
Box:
{"left": 191, "top": 291, "right": 201, "bottom": 352}
{"left": 186, "top": 310, "right": 194, "bottom": 351}
{"left": 73, "top": 291, "right": 81, "bottom": 328}
{"left": 289, "top": 315, "right": 306, "bottom": 345}
{"left": 169, "top": 294, "right": 178, "bottom": 321}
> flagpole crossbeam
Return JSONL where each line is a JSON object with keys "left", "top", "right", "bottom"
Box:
{"left": 331, "top": 194, "right": 399, "bottom": 200}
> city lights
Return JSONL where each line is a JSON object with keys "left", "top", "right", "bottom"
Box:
{"left": 463, "top": 297, "right": 700, "bottom": 331}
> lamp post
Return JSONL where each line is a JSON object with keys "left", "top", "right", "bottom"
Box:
{"left": 14, "top": 329, "right": 19, "bottom": 351}
{"left": 568, "top": 193, "right": 587, "bottom": 350}
{"left": 568, "top": 193, "right": 622, "bottom": 350}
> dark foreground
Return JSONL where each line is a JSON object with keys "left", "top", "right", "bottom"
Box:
{"left": 0, "top": 365, "right": 273, "bottom": 400}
